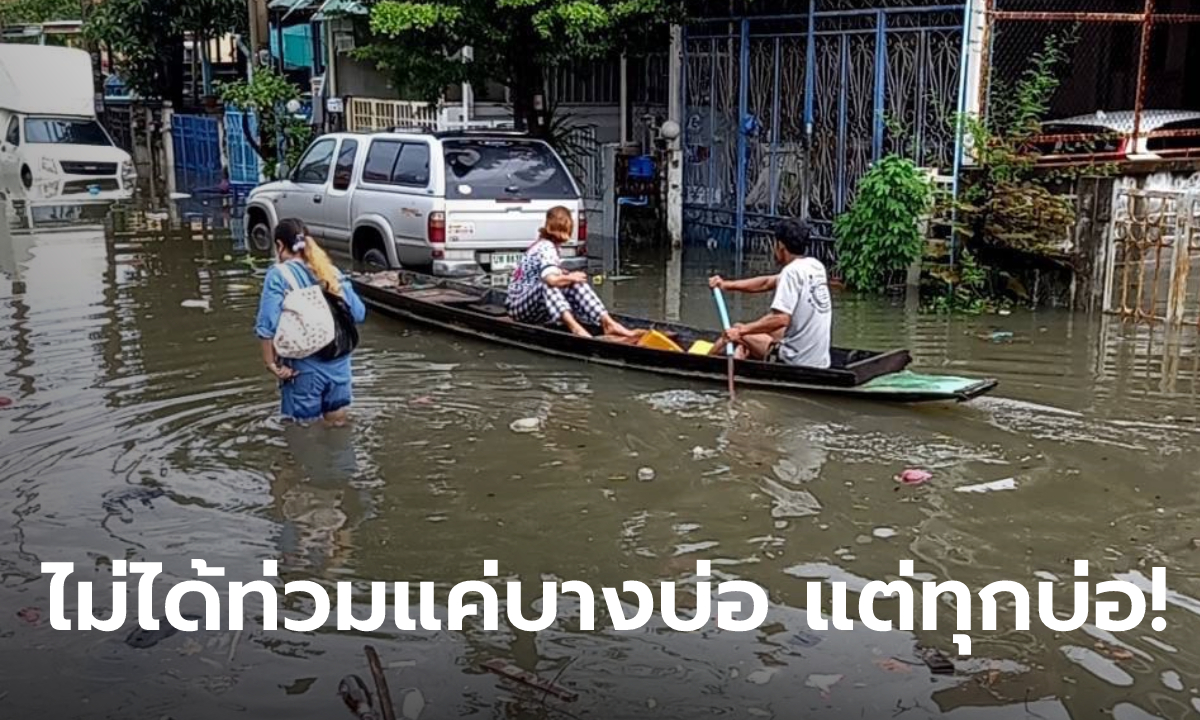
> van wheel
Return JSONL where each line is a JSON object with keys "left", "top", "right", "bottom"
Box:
{"left": 249, "top": 220, "right": 273, "bottom": 253}
{"left": 362, "top": 248, "right": 390, "bottom": 270}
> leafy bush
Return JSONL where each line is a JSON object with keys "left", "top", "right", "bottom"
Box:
{"left": 833, "top": 154, "right": 933, "bottom": 292}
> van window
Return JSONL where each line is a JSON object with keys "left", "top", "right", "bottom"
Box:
{"left": 5, "top": 117, "right": 18, "bottom": 146}
{"left": 293, "top": 138, "right": 336, "bottom": 185}
{"left": 442, "top": 139, "right": 577, "bottom": 200}
{"left": 332, "top": 139, "right": 358, "bottom": 191}
{"left": 24, "top": 118, "right": 111, "bottom": 146}
{"left": 362, "top": 139, "right": 430, "bottom": 187}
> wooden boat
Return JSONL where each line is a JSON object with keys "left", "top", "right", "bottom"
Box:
{"left": 350, "top": 271, "right": 998, "bottom": 404}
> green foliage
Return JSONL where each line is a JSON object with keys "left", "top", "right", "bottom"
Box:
{"left": 924, "top": 31, "right": 1113, "bottom": 313}
{"left": 219, "top": 67, "right": 309, "bottom": 179}
{"left": 85, "top": 0, "right": 244, "bottom": 102}
{"left": 953, "top": 31, "right": 1107, "bottom": 258}
{"left": 0, "top": 0, "right": 80, "bottom": 26}
{"left": 361, "top": 0, "right": 685, "bottom": 135}
{"left": 833, "top": 154, "right": 932, "bottom": 293}
{"left": 218, "top": 66, "right": 301, "bottom": 111}
{"left": 924, "top": 249, "right": 993, "bottom": 315}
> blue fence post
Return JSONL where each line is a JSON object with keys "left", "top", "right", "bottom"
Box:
{"left": 872, "top": 11, "right": 888, "bottom": 161}
{"left": 707, "top": 36, "right": 717, "bottom": 211}
{"left": 734, "top": 18, "right": 750, "bottom": 258}
{"left": 835, "top": 34, "right": 849, "bottom": 214}
{"left": 768, "top": 37, "right": 782, "bottom": 216}
{"left": 803, "top": 0, "right": 817, "bottom": 221}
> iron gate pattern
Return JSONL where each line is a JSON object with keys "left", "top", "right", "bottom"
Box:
{"left": 683, "top": 0, "right": 965, "bottom": 259}
{"left": 1108, "top": 188, "right": 1200, "bottom": 326}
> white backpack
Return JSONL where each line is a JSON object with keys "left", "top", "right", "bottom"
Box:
{"left": 272, "top": 262, "right": 335, "bottom": 359}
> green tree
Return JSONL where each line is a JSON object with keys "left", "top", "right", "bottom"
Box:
{"left": 362, "top": 0, "right": 683, "bottom": 136}
{"left": 0, "top": 0, "right": 80, "bottom": 27}
{"left": 85, "top": 0, "right": 244, "bottom": 106}
{"left": 219, "top": 66, "right": 312, "bottom": 179}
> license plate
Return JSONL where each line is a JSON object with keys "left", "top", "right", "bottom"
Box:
{"left": 491, "top": 253, "right": 522, "bottom": 271}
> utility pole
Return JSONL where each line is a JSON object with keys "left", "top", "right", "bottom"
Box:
{"left": 246, "top": 0, "right": 268, "bottom": 69}
{"left": 666, "top": 24, "right": 683, "bottom": 249}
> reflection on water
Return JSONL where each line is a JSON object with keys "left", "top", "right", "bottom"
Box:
{"left": 3, "top": 201, "right": 1200, "bottom": 719}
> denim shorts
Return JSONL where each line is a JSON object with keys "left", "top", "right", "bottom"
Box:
{"left": 280, "top": 372, "right": 352, "bottom": 421}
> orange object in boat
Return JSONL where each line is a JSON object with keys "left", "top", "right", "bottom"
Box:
{"left": 637, "top": 329, "right": 684, "bottom": 353}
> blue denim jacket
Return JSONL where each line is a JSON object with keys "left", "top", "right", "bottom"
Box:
{"left": 255, "top": 260, "right": 367, "bottom": 382}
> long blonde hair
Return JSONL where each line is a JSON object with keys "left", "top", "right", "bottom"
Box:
{"left": 275, "top": 218, "right": 342, "bottom": 296}
{"left": 538, "top": 206, "right": 574, "bottom": 245}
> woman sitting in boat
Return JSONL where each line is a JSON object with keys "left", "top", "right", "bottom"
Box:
{"left": 507, "top": 206, "right": 637, "bottom": 340}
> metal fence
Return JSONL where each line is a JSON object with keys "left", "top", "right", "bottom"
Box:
{"left": 682, "top": 2, "right": 967, "bottom": 260}
{"left": 982, "top": 0, "right": 1200, "bottom": 164}
{"left": 1107, "top": 187, "right": 1200, "bottom": 325}
{"left": 346, "top": 98, "right": 440, "bottom": 132}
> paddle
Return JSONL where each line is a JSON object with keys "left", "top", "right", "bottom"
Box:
{"left": 712, "top": 287, "right": 736, "bottom": 400}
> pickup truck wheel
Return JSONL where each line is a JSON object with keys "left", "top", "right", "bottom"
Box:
{"left": 362, "top": 248, "right": 390, "bottom": 270}
{"left": 248, "top": 220, "right": 273, "bottom": 253}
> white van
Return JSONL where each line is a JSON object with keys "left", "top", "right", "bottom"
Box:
{"left": 0, "top": 45, "right": 136, "bottom": 203}
{"left": 244, "top": 130, "right": 586, "bottom": 276}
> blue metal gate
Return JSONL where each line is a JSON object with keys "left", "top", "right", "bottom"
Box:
{"left": 223, "top": 107, "right": 261, "bottom": 186}
{"left": 171, "top": 113, "right": 222, "bottom": 188}
{"left": 683, "top": 1, "right": 967, "bottom": 261}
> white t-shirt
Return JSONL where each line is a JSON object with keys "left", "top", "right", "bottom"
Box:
{"left": 770, "top": 257, "right": 832, "bottom": 368}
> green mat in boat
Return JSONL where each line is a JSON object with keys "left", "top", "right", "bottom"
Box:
{"left": 855, "top": 371, "right": 986, "bottom": 395}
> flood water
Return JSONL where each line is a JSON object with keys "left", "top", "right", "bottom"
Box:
{"left": 3, "top": 199, "right": 1200, "bottom": 719}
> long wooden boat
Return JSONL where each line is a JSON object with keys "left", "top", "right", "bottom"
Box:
{"left": 351, "top": 270, "right": 998, "bottom": 404}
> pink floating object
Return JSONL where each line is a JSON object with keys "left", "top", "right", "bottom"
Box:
{"left": 0, "top": 396, "right": 12, "bottom": 408}
{"left": 895, "top": 468, "right": 932, "bottom": 485}
{"left": 17, "top": 607, "right": 41, "bottom": 624}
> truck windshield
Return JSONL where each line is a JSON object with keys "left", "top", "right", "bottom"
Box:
{"left": 443, "top": 139, "right": 577, "bottom": 200}
{"left": 25, "top": 118, "right": 112, "bottom": 146}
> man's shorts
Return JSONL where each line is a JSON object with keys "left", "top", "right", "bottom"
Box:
{"left": 281, "top": 372, "right": 352, "bottom": 421}
{"left": 764, "top": 341, "right": 782, "bottom": 363}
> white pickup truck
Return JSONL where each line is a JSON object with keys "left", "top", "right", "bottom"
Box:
{"left": 244, "top": 129, "right": 587, "bottom": 276}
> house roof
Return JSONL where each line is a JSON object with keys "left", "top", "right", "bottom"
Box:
{"left": 314, "top": 0, "right": 367, "bottom": 21}
{"left": 268, "top": 0, "right": 366, "bottom": 21}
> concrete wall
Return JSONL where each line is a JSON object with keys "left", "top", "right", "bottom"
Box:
{"left": 333, "top": 53, "right": 395, "bottom": 99}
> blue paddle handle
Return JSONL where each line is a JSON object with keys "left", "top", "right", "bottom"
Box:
{"left": 712, "top": 287, "right": 735, "bottom": 357}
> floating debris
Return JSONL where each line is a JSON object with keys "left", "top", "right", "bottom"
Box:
{"left": 746, "top": 668, "right": 777, "bottom": 685}
{"left": 637, "top": 467, "right": 656, "bottom": 482}
{"left": 955, "top": 478, "right": 1018, "bottom": 494}
{"left": 401, "top": 689, "right": 425, "bottom": 720}
{"left": 338, "top": 675, "right": 376, "bottom": 719}
{"left": 895, "top": 468, "right": 931, "bottom": 486}
{"left": 0, "top": 396, "right": 11, "bottom": 408}
{"left": 481, "top": 658, "right": 579, "bottom": 701}
{"left": 509, "top": 418, "right": 541, "bottom": 434}
{"left": 16, "top": 607, "right": 40, "bottom": 625}
{"left": 919, "top": 648, "right": 955, "bottom": 675}
{"left": 805, "top": 673, "right": 843, "bottom": 696}
{"left": 872, "top": 527, "right": 897, "bottom": 539}
{"left": 181, "top": 299, "right": 210, "bottom": 310}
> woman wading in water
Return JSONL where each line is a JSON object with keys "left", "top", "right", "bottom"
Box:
{"left": 255, "top": 219, "right": 366, "bottom": 425}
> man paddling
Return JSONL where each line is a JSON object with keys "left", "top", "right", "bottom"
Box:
{"left": 708, "top": 218, "right": 832, "bottom": 369}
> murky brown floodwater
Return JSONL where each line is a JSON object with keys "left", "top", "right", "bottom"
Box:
{"left": 3, "top": 199, "right": 1200, "bottom": 720}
